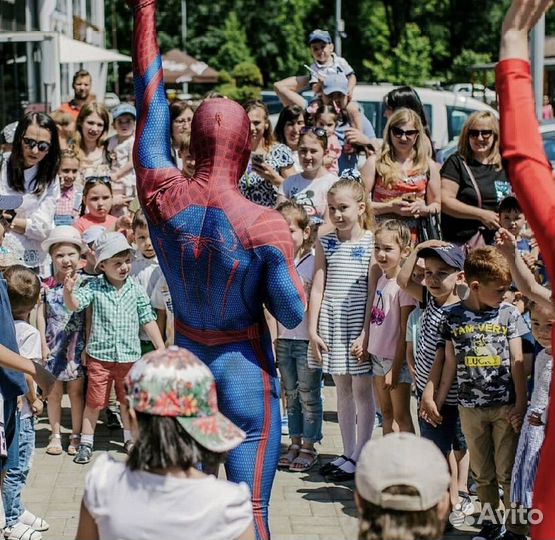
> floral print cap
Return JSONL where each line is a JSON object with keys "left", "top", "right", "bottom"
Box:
{"left": 126, "top": 346, "right": 246, "bottom": 453}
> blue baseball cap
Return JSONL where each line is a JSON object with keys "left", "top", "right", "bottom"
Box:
{"left": 308, "top": 29, "right": 332, "bottom": 45}
{"left": 419, "top": 244, "right": 465, "bottom": 270}
{"left": 112, "top": 103, "right": 136, "bottom": 120}
{"left": 323, "top": 73, "right": 349, "bottom": 96}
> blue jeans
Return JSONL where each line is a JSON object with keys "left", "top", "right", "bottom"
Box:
{"left": 3, "top": 414, "right": 34, "bottom": 526}
{"left": 276, "top": 339, "right": 323, "bottom": 443}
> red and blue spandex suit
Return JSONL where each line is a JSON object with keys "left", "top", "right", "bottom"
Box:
{"left": 129, "top": 2, "right": 305, "bottom": 538}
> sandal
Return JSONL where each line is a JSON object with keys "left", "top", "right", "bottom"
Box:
{"left": 46, "top": 434, "right": 62, "bottom": 456}
{"left": 67, "top": 434, "right": 80, "bottom": 456}
{"left": 278, "top": 444, "right": 300, "bottom": 468}
{"left": 289, "top": 448, "right": 318, "bottom": 472}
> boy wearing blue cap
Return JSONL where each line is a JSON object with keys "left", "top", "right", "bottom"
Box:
{"left": 307, "top": 29, "right": 355, "bottom": 96}
{"left": 106, "top": 104, "right": 137, "bottom": 212}
{"left": 397, "top": 240, "right": 472, "bottom": 514}
{"left": 307, "top": 29, "right": 363, "bottom": 135}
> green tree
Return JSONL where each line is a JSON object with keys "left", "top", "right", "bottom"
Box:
{"left": 451, "top": 49, "right": 495, "bottom": 87}
{"left": 211, "top": 11, "right": 254, "bottom": 72}
{"left": 364, "top": 22, "right": 431, "bottom": 85}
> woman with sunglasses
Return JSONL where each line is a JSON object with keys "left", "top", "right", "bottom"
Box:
{"left": 0, "top": 112, "right": 60, "bottom": 273}
{"left": 361, "top": 107, "right": 439, "bottom": 244}
{"left": 440, "top": 111, "right": 509, "bottom": 247}
{"left": 240, "top": 100, "right": 296, "bottom": 207}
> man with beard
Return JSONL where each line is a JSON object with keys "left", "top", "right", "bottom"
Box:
{"left": 59, "top": 69, "right": 92, "bottom": 119}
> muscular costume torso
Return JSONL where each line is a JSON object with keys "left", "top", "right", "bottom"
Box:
{"left": 129, "top": 2, "right": 305, "bottom": 538}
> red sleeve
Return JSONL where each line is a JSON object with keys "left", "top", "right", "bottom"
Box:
{"left": 497, "top": 58, "right": 555, "bottom": 540}
{"left": 497, "top": 59, "right": 555, "bottom": 281}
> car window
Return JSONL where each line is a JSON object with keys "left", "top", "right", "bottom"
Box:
{"left": 447, "top": 106, "right": 474, "bottom": 141}
{"left": 357, "top": 101, "right": 433, "bottom": 139}
{"left": 542, "top": 131, "right": 555, "bottom": 166}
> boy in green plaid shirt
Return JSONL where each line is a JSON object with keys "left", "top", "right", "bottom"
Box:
{"left": 64, "top": 232, "right": 165, "bottom": 464}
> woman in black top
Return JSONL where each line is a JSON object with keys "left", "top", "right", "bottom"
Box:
{"left": 440, "top": 111, "right": 509, "bottom": 244}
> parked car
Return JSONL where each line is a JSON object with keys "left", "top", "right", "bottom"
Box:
{"left": 352, "top": 84, "right": 497, "bottom": 149}
{"left": 449, "top": 83, "right": 497, "bottom": 106}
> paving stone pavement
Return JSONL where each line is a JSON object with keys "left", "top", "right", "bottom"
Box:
{"left": 25, "top": 385, "right": 479, "bottom": 539}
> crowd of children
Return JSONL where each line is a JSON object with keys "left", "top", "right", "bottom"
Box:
{"left": 0, "top": 19, "right": 553, "bottom": 539}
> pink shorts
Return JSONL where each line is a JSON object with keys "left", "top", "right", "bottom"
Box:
{"left": 86, "top": 356, "right": 134, "bottom": 409}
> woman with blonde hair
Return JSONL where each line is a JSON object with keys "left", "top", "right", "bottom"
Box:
{"left": 73, "top": 102, "right": 110, "bottom": 170}
{"left": 440, "top": 110, "right": 509, "bottom": 247}
{"left": 361, "top": 108, "right": 440, "bottom": 244}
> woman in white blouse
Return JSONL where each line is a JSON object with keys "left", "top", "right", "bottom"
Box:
{"left": 0, "top": 113, "right": 61, "bottom": 273}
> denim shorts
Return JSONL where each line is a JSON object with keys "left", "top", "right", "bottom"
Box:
{"left": 370, "top": 355, "right": 413, "bottom": 384}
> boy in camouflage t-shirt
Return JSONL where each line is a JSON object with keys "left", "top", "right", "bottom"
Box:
{"left": 439, "top": 247, "right": 528, "bottom": 540}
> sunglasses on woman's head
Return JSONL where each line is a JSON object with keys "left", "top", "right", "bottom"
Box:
{"left": 22, "top": 137, "right": 51, "bottom": 152}
{"left": 300, "top": 126, "right": 327, "bottom": 139}
{"left": 391, "top": 126, "right": 419, "bottom": 139}
{"left": 468, "top": 129, "right": 493, "bottom": 139}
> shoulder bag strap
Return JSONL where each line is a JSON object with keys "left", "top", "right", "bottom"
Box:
{"left": 461, "top": 159, "right": 482, "bottom": 208}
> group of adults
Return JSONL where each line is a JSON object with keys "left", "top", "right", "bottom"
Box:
{"left": 245, "top": 80, "right": 509, "bottom": 248}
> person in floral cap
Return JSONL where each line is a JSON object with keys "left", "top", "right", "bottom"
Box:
{"left": 75, "top": 346, "right": 255, "bottom": 540}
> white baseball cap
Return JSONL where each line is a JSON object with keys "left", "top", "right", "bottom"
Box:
{"left": 94, "top": 231, "right": 133, "bottom": 269}
{"left": 355, "top": 433, "right": 450, "bottom": 511}
{"left": 41, "top": 226, "right": 87, "bottom": 254}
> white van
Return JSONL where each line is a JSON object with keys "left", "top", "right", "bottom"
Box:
{"left": 352, "top": 84, "right": 497, "bottom": 149}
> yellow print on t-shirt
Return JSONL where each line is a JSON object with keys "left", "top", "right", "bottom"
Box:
{"left": 452, "top": 323, "right": 508, "bottom": 337}
{"left": 464, "top": 356, "right": 502, "bottom": 368}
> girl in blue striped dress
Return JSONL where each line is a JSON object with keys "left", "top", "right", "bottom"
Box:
{"left": 511, "top": 300, "right": 554, "bottom": 508}
{"left": 308, "top": 179, "right": 375, "bottom": 481}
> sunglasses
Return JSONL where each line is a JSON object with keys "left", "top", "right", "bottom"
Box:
{"left": 391, "top": 126, "right": 419, "bottom": 139}
{"left": 468, "top": 129, "right": 493, "bottom": 139}
{"left": 84, "top": 175, "right": 111, "bottom": 186}
{"left": 23, "top": 137, "right": 51, "bottom": 152}
{"left": 300, "top": 126, "right": 327, "bottom": 139}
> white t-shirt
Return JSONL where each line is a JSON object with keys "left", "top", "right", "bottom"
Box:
{"left": 277, "top": 251, "right": 314, "bottom": 340}
{"left": 84, "top": 454, "right": 253, "bottom": 540}
{"left": 280, "top": 172, "right": 338, "bottom": 224}
{"left": 106, "top": 135, "right": 136, "bottom": 197}
{"left": 131, "top": 254, "right": 162, "bottom": 341}
{"left": 14, "top": 320, "right": 41, "bottom": 420}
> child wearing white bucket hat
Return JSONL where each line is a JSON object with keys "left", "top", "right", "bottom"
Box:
{"left": 38, "top": 226, "right": 88, "bottom": 456}
{"left": 76, "top": 346, "right": 254, "bottom": 540}
{"left": 63, "top": 231, "right": 165, "bottom": 464}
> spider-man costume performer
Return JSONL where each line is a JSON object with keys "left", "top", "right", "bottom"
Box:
{"left": 497, "top": 60, "right": 555, "bottom": 540}
{"left": 129, "top": 2, "right": 305, "bottom": 538}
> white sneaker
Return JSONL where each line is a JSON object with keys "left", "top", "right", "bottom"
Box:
{"left": 18, "top": 511, "right": 49, "bottom": 532}
{"left": 4, "top": 522, "right": 42, "bottom": 540}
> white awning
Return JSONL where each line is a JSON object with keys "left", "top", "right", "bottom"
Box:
{"left": 59, "top": 35, "right": 131, "bottom": 64}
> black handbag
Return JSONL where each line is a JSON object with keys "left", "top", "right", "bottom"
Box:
{"left": 418, "top": 211, "right": 443, "bottom": 242}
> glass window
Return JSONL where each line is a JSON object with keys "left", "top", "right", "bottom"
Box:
{"left": 447, "top": 106, "right": 474, "bottom": 141}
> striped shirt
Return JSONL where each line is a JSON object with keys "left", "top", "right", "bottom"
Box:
{"left": 73, "top": 275, "right": 156, "bottom": 363}
{"left": 414, "top": 298, "right": 459, "bottom": 406}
